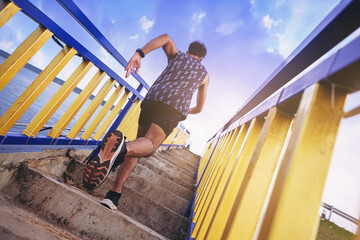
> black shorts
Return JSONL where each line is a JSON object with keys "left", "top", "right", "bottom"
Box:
{"left": 138, "top": 99, "right": 186, "bottom": 137}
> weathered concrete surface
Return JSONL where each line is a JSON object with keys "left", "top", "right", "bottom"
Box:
{"left": 138, "top": 156, "right": 195, "bottom": 191}
{"left": 151, "top": 152, "right": 196, "bottom": 177}
{"left": 63, "top": 160, "right": 188, "bottom": 239}
{"left": 0, "top": 194, "right": 81, "bottom": 240}
{"left": 161, "top": 150, "right": 199, "bottom": 169}
{"left": 3, "top": 165, "right": 167, "bottom": 240}
{"left": 0, "top": 148, "right": 198, "bottom": 240}
{"left": 0, "top": 148, "right": 71, "bottom": 190}
{"left": 131, "top": 163, "right": 194, "bottom": 201}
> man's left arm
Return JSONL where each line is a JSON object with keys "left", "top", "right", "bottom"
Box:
{"left": 188, "top": 74, "right": 210, "bottom": 115}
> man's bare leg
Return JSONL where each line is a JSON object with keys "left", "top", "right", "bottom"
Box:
{"left": 111, "top": 123, "right": 166, "bottom": 193}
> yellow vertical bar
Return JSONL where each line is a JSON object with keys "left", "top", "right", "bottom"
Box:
{"left": 193, "top": 130, "right": 237, "bottom": 222}
{"left": 92, "top": 90, "right": 131, "bottom": 140}
{"left": 195, "top": 135, "right": 228, "bottom": 205}
{"left": 163, "top": 128, "right": 178, "bottom": 144}
{"left": 81, "top": 85, "right": 125, "bottom": 139}
{"left": 0, "top": 1, "right": 20, "bottom": 29}
{"left": 197, "top": 140, "right": 217, "bottom": 181}
{"left": 258, "top": 83, "right": 347, "bottom": 240}
{"left": 0, "top": 46, "right": 76, "bottom": 135}
{"left": 117, "top": 100, "right": 141, "bottom": 132}
{"left": 192, "top": 128, "right": 239, "bottom": 235}
{"left": 23, "top": 61, "right": 93, "bottom": 137}
{"left": 194, "top": 123, "right": 250, "bottom": 239}
{"left": 122, "top": 106, "right": 141, "bottom": 136}
{"left": 203, "top": 117, "right": 264, "bottom": 239}
{"left": 66, "top": 78, "right": 115, "bottom": 139}
{"left": 195, "top": 133, "right": 231, "bottom": 212}
{"left": 48, "top": 70, "right": 106, "bottom": 138}
{"left": 0, "top": 26, "right": 52, "bottom": 92}
{"left": 223, "top": 107, "right": 293, "bottom": 239}
{"left": 126, "top": 111, "right": 140, "bottom": 141}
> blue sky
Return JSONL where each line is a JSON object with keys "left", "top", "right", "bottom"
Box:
{"left": 0, "top": 0, "right": 359, "bottom": 233}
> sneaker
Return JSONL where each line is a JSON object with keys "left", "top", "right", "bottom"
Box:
{"left": 101, "top": 190, "right": 121, "bottom": 210}
{"left": 83, "top": 130, "right": 126, "bottom": 190}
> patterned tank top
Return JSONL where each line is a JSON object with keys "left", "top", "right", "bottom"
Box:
{"left": 145, "top": 51, "right": 208, "bottom": 116}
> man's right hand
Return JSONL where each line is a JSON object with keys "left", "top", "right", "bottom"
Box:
{"left": 125, "top": 52, "right": 142, "bottom": 78}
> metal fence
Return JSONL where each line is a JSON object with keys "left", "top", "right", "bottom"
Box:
{"left": 0, "top": 0, "right": 190, "bottom": 151}
{"left": 188, "top": 0, "right": 360, "bottom": 239}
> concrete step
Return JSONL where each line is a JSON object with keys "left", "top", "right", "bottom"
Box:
{"left": 138, "top": 156, "right": 195, "bottom": 190}
{"left": 162, "top": 149, "right": 199, "bottom": 169}
{"left": 29, "top": 157, "right": 189, "bottom": 240}
{"left": 0, "top": 194, "right": 81, "bottom": 240}
{"left": 130, "top": 163, "right": 194, "bottom": 201}
{"left": 67, "top": 159, "right": 189, "bottom": 216}
{"left": 3, "top": 164, "right": 167, "bottom": 240}
{"left": 151, "top": 152, "right": 197, "bottom": 177}
{"left": 154, "top": 151, "right": 198, "bottom": 174}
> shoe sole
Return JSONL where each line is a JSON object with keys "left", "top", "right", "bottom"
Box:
{"left": 83, "top": 130, "right": 124, "bottom": 190}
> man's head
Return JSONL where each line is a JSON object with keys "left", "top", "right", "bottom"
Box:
{"left": 187, "top": 41, "right": 207, "bottom": 60}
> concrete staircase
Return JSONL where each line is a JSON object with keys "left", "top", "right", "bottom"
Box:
{"left": 0, "top": 148, "right": 199, "bottom": 240}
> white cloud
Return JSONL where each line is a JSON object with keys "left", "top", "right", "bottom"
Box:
{"left": 111, "top": 19, "right": 116, "bottom": 24}
{"left": 263, "top": 14, "right": 282, "bottom": 31}
{"left": 215, "top": 21, "right": 242, "bottom": 36}
{"left": 250, "top": 0, "right": 255, "bottom": 10}
{"left": 139, "top": 16, "right": 154, "bottom": 33}
{"left": 190, "top": 11, "right": 206, "bottom": 38}
{"left": 192, "top": 11, "right": 206, "bottom": 21}
{"left": 0, "top": 41, "right": 14, "bottom": 51}
{"left": 29, "top": 51, "right": 48, "bottom": 69}
{"left": 129, "top": 34, "right": 139, "bottom": 40}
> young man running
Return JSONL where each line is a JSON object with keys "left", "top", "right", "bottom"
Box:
{"left": 83, "top": 34, "right": 210, "bottom": 210}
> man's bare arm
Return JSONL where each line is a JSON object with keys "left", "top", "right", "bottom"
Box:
{"left": 188, "top": 74, "right": 210, "bottom": 115}
{"left": 125, "top": 34, "right": 178, "bottom": 78}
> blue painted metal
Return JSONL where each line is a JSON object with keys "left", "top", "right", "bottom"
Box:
{"left": 0, "top": 144, "right": 97, "bottom": 154}
{"left": 223, "top": 0, "right": 360, "bottom": 131}
{"left": 56, "top": 0, "right": 150, "bottom": 90}
{"left": 12, "top": 0, "right": 144, "bottom": 100}
{"left": 0, "top": 133, "right": 99, "bottom": 146}
{"left": 221, "top": 31, "right": 360, "bottom": 131}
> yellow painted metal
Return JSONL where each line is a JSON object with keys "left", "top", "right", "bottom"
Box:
{"left": 203, "top": 117, "right": 264, "bottom": 239}
{"left": 66, "top": 78, "right": 115, "bottom": 139}
{"left": 48, "top": 70, "right": 106, "bottom": 138}
{"left": 117, "top": 99, "right": 141, "bottom": 133}
{"left": 195, "top": 134, "right": 228, "bottom": 206}
{"left": 92, "top": 90, "right": 131, "bottom": 140}
{"left": 81, "top": 85, "right": 125, "bottom": 139}
{"left": 222, "top": 107, "right": 293, "bottom": 240}
{"left": 194, "top": 123, "right": 250, "bottom": 239}
{"left": 193, "top": 130, "right": 237, "bottom": 223}
{"left": 122, "top": 105, "right": 141, "bottom": 136}
{"left": 163, "top": 128, "right": 178, "bottom": 144}
{"left": 192, "top": 127, "right": 240, "bottom": 236}
{"left": 197, "top": 141, "right": 217, "bottom": 182}
{"left": 195, "top": 134, "right": 231, "bottom": 214}
{"left": 0, "top": 26, "right": 52, "bottom": 92}
{"left": 23, "top": 61, "right": 93, "bottom": 137}
{"left": 258, "top": 83, "right": 347, "bottom": 240}
{"left": 0, "top": 1, "right": 20, "bottom": 29}
{"left": 126, "top": 111, "right": 140, "bottom": 141}
{"left": 0, "top": 46, "right": 76, "bottom": 135}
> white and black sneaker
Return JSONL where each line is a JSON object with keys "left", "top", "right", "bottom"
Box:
{"left": 101, "top": 190, "right": 121, "bottom": 210}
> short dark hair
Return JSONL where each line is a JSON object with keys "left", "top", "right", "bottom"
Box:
{"left": 188, "top": 41, "right": 207, "bottom": 58}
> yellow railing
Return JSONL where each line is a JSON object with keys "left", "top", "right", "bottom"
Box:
{"left": 189, "top": 0, "right": 360, "bottom": 239}
{"left": 0, "top": 0, "right": 189, "bottom": 148}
